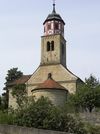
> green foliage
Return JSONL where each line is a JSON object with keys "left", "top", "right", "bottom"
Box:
{"left": 85, "top": 74, "right": 99, "bottom": 88}
{"left": 0, "top": 110, "right": 14, "bottom": 124}
{"left": 0, "top": 95, "right": 8, "bottom": 110}
{"left": 43, "top": 110, "right": 87, "bottom": 134}
{"left": 67, "top": 75, "right": 100, "bottom": 113}
{"left": 78, "top": 76, "right": 100, "bottom": 112}
{"left": 0, "top": 96, "right": 1, "bottom": 106}
{"left": 5, "top": 68, "right": 23, "bottom": 85}
{"left": 12, "top": 84, "right": 27, "bottom": 107}
{"left": 86, "top": 124, "right": 100, "bottom": 134}
{"left": 77, "top": 85, "right": 98, "bottom": 112}
{"left": 2, "top": 67, "right": 23, "bottom": 109}
{"left": 0, "top": 93, "right": 9, "bottom": 110}
{"left": 3, "top": 96, "right": 100, "bottom": 133}
{"left": 66, "top": 93, "right": 81, "bottom": 113}
{"left": 14, "top": 96, "right": 53, "bottom": 127}
{"left": 13, "top": 96, "right": 87, "bottom": 134}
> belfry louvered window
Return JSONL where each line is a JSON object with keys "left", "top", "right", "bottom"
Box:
{"left": 47, "top": 41, "right": 50, "bottom": 51}
{"left": 51, "top": 41, "right": 54, "bottom": 51}
{"left": 47, "top": 41, "right": 54, "bottom": 51}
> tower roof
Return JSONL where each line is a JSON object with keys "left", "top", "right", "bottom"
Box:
{"left": 43, "top": 2, "right": 65, "bottom": 25}
{"left": 33, "top": 73, "right": 66, "bottom": 91}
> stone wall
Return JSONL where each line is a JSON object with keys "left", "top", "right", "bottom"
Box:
{"left": 0, "top": 125, "right": 71, "bottom": 134}
{"left": 79, "top": 112, "right": 100, "bottom": 125}
{"left": 32, "top": 89, "right": 67, "bottom": 106}
{"left": 41, "top": 34, "right": 66, "bottom": 67}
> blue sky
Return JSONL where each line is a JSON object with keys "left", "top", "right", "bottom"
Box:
{"left": 0, "top": 0, "right": 100, "bottom": 94}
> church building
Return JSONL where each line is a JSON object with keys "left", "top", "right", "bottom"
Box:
{"left": 8, "top": 2, "right": 82, "bottom": 108}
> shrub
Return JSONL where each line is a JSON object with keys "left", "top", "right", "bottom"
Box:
{"left": 0, "top": 110, "right": 14, "bottom": 124}
{"left": 13, "top": 96, "right": 87, "bottom": 134}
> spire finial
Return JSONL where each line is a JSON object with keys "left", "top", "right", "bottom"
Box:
{"left": 52, "top": 0, "right": 56, "bottom": 13}
{"left": 53, "top": 0, "right": 55, "bottom": 5}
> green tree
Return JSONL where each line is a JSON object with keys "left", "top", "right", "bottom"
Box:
{"left": 5, "top": 68, "right": 23, "bottom": 85}
{"left": 0, "top": 94, "right": 6, "bottom": 110}
{"left": 67, "top": 75, "right": 100, "bottom": 113}
{"left": 77, "top": 85, "right": 98, "bottom": 112}
{"left": 66, "top": 93, "right": 81, "bottom": 113}
{"left": 3, "top": 68, "right": 23, "bottom": 109}
{"left": 85, "top": 74, "right": 99, "bottom": 88}
{"left": 78, "top": 75, "right": 100, "bottom": 112}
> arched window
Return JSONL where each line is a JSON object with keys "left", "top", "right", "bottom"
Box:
{"left": 51, "top": 41, "right": 54, "bottom": 51}
{"left": 47, "top": 41, "right": 50, "bottom": 51}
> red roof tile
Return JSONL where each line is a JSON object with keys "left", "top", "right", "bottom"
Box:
{"left": 34, "top": 73, "right": 66, "bottom": 90}
{"left": 8, "top": 75, "right": 31, "bottom": 86}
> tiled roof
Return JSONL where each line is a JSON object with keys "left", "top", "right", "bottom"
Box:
{"left": 8, "top": 75, "right": 31, "bottom": 86}
{"left": 34, "top": 73, "right": 66, "bottom": 90}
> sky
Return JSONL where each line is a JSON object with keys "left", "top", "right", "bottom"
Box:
{"left": 0, "top": 0, "right": 100, "bottom": 94}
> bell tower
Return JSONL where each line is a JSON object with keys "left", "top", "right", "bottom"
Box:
{"left": 40, "top": 2, "right": 66, "bottom": 67}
